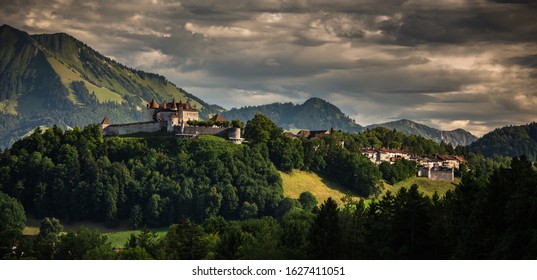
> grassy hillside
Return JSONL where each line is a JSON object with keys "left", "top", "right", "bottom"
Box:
{"left": 392, "top": 176, "right": 459, "bottom": 197}
{"left": 23, "top": 215, "right": 168, "bottom": 248}
{"left": 104, "top": 228, "right": 168, "bottom": 248}
{"left": 281, "top": 170, "right": 459, "bottom": 206}
{"left": 280, "top": 170, "right": 361, "bottom": 205}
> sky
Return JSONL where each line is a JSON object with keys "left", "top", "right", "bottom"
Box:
{"left": 2, "top": 0, "right": 537, "bottom": 136}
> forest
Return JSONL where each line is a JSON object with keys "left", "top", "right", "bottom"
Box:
{"left": 0, "top": 114, "right": 534, "bottom": 259}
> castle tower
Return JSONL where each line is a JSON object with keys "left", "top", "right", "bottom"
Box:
{"left": 228, "top": 127, "right": 243, "bottom": 144}
{"left": 147, "top": 98, "right": 160, "bottom": 121}
{"left": 168, "top": 113, "right": 179, "bottom": 132}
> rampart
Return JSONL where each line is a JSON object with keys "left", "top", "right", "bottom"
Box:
{"left": 177, "top": 126, "right": 229, "bottom": 137}
{"left": 104, "top": 122, "right": 166, "bottom": 136}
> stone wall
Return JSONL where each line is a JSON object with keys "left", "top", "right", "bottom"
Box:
{"left": 104, "top": 122, "right": 165, "bottom": 136}
{"left": 178, "top": 126, "right": 229, "bottom": 137}
{"left": 429, "top": 169, "right": 454, "bottom": 181}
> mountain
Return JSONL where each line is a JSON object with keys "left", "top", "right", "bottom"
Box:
{"left": 221, "top": 97, "right": 363, "bottom": 132}
{"left": 366, "top": 119, "right": 478, "bottom": 146}
{"left": 470, "top": 122, "right": 537, "bottom": 161}
{"left": 0, "top": 24, "right": 222, "bottom": 148}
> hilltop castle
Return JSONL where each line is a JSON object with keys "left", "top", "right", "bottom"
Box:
{"left": 101, "top": 99, "right": 242, "bottom": 143}
{"left": 147, "top": 98, "right": 199, "bottom": 126}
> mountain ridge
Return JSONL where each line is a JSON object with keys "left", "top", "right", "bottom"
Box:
{"left": 0, "top": 24, "right": 221, "bottom": 148}
{"left": 1, "top": 24, "right": 478, "bottom": 148}
{"left": 221, "top": 98, "right": 478, "bottom": 146}
{"left": 366, "top": 119, "right": 478, "bottom": 146}
{"left": 221, "top": 97, "right": 363, "bottom": 133}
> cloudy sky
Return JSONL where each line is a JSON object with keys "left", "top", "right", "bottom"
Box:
{"left": 2, "top": 0, "right": 537, "bottom": 136}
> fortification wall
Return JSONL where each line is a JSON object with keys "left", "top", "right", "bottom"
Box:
{"left": 104, "top": 122, "right": 165, "bottom": 136}
{"left": 179, "top": 126, "right": 229, "bottom": 137}
{"left": 429, "top": 169, "right": 454, "bottom": 181}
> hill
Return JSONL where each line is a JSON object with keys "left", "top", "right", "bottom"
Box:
{"left": 367, "top": 119, "right": 478, "bottom": 146}
{"left": 470, "top": 122, "right": 537, "bottom": 161}
{"left": 280, "top": 170, "right": 458, "bottom": 206}
{"left": 221, "top": 97, "right": 363, "bottom": 132}
{"left": 0, "top": 24, "right": 221, "bottom": 148}
{"left": 279, "top": 170, "right": 361, "bottom": 205}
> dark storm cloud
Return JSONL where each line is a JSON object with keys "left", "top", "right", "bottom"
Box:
{"left": 1, "top": 0, "right": 537, "bottom": 136}
{"left": 505, "top": 55, "right": 537, "bottom": 68}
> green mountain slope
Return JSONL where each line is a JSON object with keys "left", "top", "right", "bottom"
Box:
{"left": 221, "top": 97, "right": 363, "bottom": 132}
{"left": 0, "top": 24, "right": 221, "bottom": 148}
{"left": 470, "top": 122, "right": 537, "bottom": 161}
{"left": 367, "top": 119, "right": 478, "bottom": 146}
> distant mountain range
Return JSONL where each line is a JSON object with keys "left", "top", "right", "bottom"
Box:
{"left": 0, "top": 24, "right": 222, "bottom": 148}
{"left": 222, "top": 98, "right": 478, "bottom": 146}
{"left": 221, "top": 97, "right": 363, "bottom": 133}
{"left": 0, "top": 24, "right": 478, "bottom": 149}
{"left": 470, "top": 122, "right": 537, "bottom": 161}
{"left": 366, "top": 119, "right": 478, "bottom": 146}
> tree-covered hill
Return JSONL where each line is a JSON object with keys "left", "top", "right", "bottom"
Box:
{"left": 367, "top": 119, "right": 478, "bottom": 146}
{"left": 470, "top": 122, "right": 537, "bottom": 161}
{"left": 3, "top": 114, "right": 536, "bottom": 260}
{"left": 0, "top": 24, "right": 222, "bottom": 148}
{"left": 221, "top": 97, "right": 363, "bottom": 132}
{"left": 0, "top": 125, "right": 283, "bottom": 227}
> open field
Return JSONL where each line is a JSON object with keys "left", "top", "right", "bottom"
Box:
{"left": 104, "top": 228, "right": 168, "bottom": 248}
{"left": 392, "top": 176, "right": 460, "bottom": 197}
{"left": 279, "top": 170, "right": 362, "bottom": 205}
{"left": 281, "top": 169, "right": 460, "bottom": 206}
{"left": 23, "top": 215, "right": 169, "bottom": 248}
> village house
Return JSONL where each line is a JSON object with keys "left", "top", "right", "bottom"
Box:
{"left": 361, "top": 148, "right": 413, "bottom": 165}
{"left": 360, "top": 147, "right": 467, "bottom": 182}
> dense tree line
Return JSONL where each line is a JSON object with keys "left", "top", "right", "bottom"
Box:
{"left": 0, "top": 124, "right": 283, "bottom": 228}
{"left": 3, "top": 156, "right": 536, "bottom": 259}
{"left": 379, "top": 159, "right": 416, "bottom": 185}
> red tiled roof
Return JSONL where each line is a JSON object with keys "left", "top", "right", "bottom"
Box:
{"left": 101, "top": 117, "right": 110, "bottom": 124}
{"left": 210, "top": 114, "right": 226, "bottom": 122}
{"left": 437, "top": 155, "right": 457, "bottom": 161}
{"left": 283, "top": 132, "right": 298, "bottom": 138}
{"left": 297, "top": 129, "right": 330, "bottom": 139}
{"left": 454, "top": 155, "right": 467, "bottom": 163}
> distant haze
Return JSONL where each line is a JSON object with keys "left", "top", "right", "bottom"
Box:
{"left": 2, "top": 0, "right": 537, "bottom": 136}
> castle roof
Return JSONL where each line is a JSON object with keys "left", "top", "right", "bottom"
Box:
{"left": 101, "top": 117, "right": 110, "bottom": 124}
{"left": 209, "top": 114, "right": 226, "bottom": 122}
{"left": 283, "top": 132, "right": 298, "bottom": 139}
{"left": 149, "top": 99, "right": 159, "bottom": 109}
